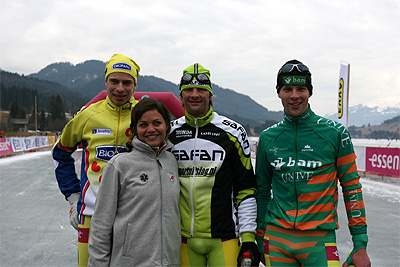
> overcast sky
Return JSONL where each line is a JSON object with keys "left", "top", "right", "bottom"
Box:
{"left": 1, "top": 0, "right": 399, "bottom": 116}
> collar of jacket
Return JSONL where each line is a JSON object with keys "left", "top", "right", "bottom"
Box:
{"left": 132, "top": 135, "right": 173, "bottom": 156}
{"left": 184, "top": 106, "right": 214, "bottom": 128}
{"left": 105, "top": 95, "right": 135, "bottom": 111}
{"left": 283, "top": 105, "right": 315, "bottom": 125}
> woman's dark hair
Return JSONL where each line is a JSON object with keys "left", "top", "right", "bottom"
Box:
{"left": 130, "top": 98, "right": 171, "bottom": 139}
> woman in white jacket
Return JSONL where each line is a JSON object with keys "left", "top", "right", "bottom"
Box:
{"left": 88, "top": 98, "right": 180, "bottom": 267}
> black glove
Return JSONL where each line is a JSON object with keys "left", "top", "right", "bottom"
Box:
{"left": 237, "top": 241, "right": 261, "bottom": 267}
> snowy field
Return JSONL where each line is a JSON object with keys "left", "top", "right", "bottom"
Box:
{"left": 351, "top": 138, "right": 400, "bottom": 148}
{"left": 1, "top": 149, "right": 399, "bottom": 266}
{"left": 249, "top": 137, "right": 400, "bottom": 148}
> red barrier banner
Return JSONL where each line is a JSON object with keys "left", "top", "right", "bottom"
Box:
{"left": 0, "top": 138, "right": 13, "bottom": 156}
{"left": 366, "top": 147, "right": 400, "bottom": 177}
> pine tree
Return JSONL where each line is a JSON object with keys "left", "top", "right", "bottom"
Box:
{"left": 9, "top": 102, "right": 26, "bottom": 119}
{"left": 39, "top": 109, "right": 47, "bottom": 131}
{"left": 49, "top": 95, "right": 66, "bottom": 120}
{"left": 9, "top": 102, "right": 19, "bottom": 119}
{"left": 47, "top": 95, "right": 66, "bottom": 131}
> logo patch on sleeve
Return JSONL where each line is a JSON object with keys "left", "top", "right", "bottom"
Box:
{"left": 168, "top": 172, "right": 176, "bottom": 183}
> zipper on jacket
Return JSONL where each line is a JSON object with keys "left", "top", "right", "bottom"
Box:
{"left": 190, "top": 118, "right": 199, "bottom": 237}
{"left": 293, "top": 120, "right": 299, "bottom": 229}
{"left": 156, "top": 152, "right": 164, "bottom": 262}
{"left": 156, "top": 159, "right": 162, "bottom": 167}
{"left": 115, "top": 106, "right": 121, "bottom": 153}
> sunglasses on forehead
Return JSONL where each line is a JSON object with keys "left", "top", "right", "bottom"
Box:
{"left": 180, "top": 73, "right": 211, "bottom": 85}
{"left": 279, "top": 63, "right": 310, "bottom": 74}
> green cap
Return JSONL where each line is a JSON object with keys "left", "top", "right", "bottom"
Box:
{"left": 180, "top": 63, "right": 213, "bottom": 95}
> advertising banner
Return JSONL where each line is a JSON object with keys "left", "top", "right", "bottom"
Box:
{"left": 25, "top": 136, "right": 40, "bottom": 150}
{"left": 11, "top": 137, "right": 27, "bottom": 153}
{"left": 37, "top": 136, "right": 49, "bottom": 148}
{"left": 0, "top": 136, "right": 53, "bottom": 157}
{"left": 366, "top": 147, "right": 400, "bottom": 177}
{"left": 48, "top": 136, "right": 56, "bottom": 147}
{"left": 0, "top": 138, "right": 13, "bottom": 156}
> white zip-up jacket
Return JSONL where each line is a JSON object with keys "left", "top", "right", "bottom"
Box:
{"left": 88, "top": 136, "right": 181, "bottom": 266}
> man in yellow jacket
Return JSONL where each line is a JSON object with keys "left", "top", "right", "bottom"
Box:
{"left": 52, "top": 54, "right": 140, "bottom": 266}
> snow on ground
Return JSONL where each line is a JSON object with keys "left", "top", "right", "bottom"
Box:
{"left": 360, "top": 178, "right": 400, "bottom": 204}
{"left": 249, "top": 137, "right": 400, "bottom": 148}
{"left": 0, "top": 150, "right": 53, "bottom": 165}
{"left": 352, "top": 138, "right": 400, "bottom": 148}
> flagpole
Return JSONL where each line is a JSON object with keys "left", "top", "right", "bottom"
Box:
{"left": 346, "top": 64, "right": 350, "bottom": 128}
{"left": 35, "top": 95, "right": 38, "bottom": 133}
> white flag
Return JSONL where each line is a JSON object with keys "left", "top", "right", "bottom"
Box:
{"left": 337, "top": 63, "right": 350, "bottom": 127}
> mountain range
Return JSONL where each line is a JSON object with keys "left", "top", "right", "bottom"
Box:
{"left": 1, "top": 59, "right": 399, "bottom": 129}
{"left": 326, "top": 105, "right": 399, "bottom": 127}
{"left": 18, "top": 60, "right": 284, "bottom": 128}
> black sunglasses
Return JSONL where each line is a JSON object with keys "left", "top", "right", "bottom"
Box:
{"left": 180, "top": 73, "right": 211, "bottom": 85}
{"left": 279, "top": 63, "right": 310, "bottom": 74}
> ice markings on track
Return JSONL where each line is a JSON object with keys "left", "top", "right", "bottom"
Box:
{"left": 360, "top": 178, "right": 400, "bottom": 203}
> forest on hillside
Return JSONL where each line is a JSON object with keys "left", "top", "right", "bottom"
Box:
{"left": 0, "top": 83, "right": 69, "bottom": 132}
{"left": 1, "top": 70, "right": 398, "bottom": 138}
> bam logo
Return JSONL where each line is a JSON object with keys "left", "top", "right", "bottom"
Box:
{"left": 283, "top": 76, "right": 306, "bottom": 85}
{"left": 293, "top": 76, "right": 306, "bottom": 84}
{"left": 271, "top": 158, "right": 285, "bottom": 170}
{"left": 271, "top": 157, "right": 322, "bottom": 171}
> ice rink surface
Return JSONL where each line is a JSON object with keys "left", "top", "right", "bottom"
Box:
{"left": 1, "top": 150, "right": 399, "bottom": 266}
